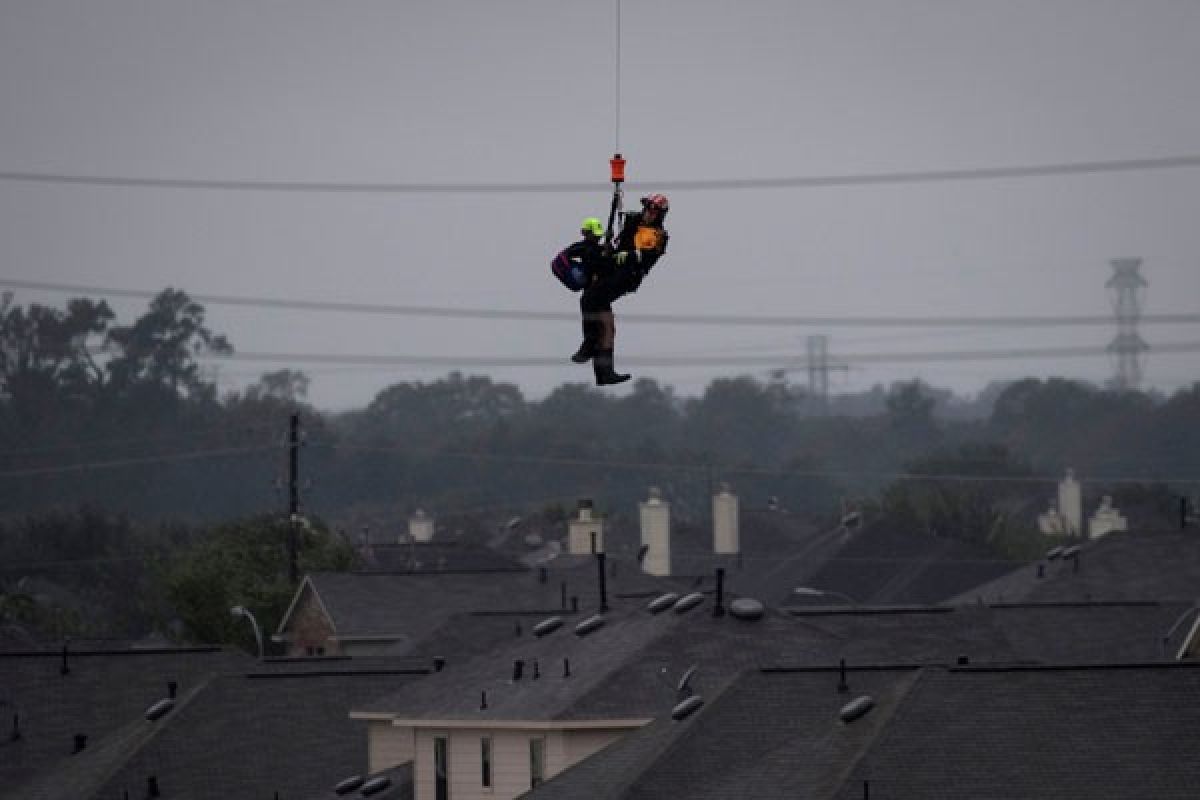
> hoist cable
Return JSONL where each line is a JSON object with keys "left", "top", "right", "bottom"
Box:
{"left": 615, "top": 0, "right": 622, "bottom": 153}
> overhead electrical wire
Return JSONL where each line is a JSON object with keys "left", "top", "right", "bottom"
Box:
{"left": 1, "top": 154, "right": 1199, "bottom": 195}
{"left": 187, "top": 341, "right": 1200, "bottom": 370}
{"left": 4, "top": 278, "right": 1199, "bottom": 329}
{"left": 319, "top": 440, "right": 1200, "bottom": 486}
{"left": 0, "top": 444, "right": 276, "bottom": 479}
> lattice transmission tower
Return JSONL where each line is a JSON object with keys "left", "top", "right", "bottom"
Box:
{"left": 1105, "top": 258, "right": 1149, "bottom": 390}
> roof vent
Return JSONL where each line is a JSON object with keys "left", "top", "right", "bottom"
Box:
{"left": 334, "top": 776, "right": 365, "bottom": 795}
{"left": 533, "top": 616, "right": 563, "bottom": 637}
{"left": 839, "top": 695, "right": 876, "bottom": 724}
{"left": 361, "top": 776, "right": 393, "bottom": 796}
{"left": 433, "top": 657, "right": 446, "bottom": 672}
{"left": 673, "top": 592, "right": 705, "bottom": 614}
{"left": 671, "top": 695, "right": 704, "bottom": 721}
{"left": 72, "top": 733, "right": 87, "bottom": 754}
{"left": 574, "top": 614, "right": 605, "bottom": 637}
{"left": 647, "top": 593, "right": 680, "bottom": 613}
{"left": 144, "top": 698, "right": 175, "bottom": 722}
{"left": 729, "top": 597, "right": 764, "bottom": 621}
{"left": 167, "top": 681, "right": 177, "bottom": 699}
{"left": 512, "top": 660, "right": 524, "bottom": 682}
{"left": 147, "top": 776, "right": 161, "bottom": 798}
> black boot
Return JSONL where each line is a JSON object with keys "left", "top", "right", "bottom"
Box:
{"left": 571, "top": 340, "right": 595, "bottom": 363}
{"left": 593, "top": 349, "right": 630, "bottom": 385}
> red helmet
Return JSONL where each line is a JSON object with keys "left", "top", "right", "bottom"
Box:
{"left": 642, "top": 193, "right": 669, "bottom": 212}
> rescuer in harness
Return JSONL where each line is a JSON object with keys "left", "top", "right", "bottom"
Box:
{"left": 573, "top": 192, "right": 670, "bottom": 385}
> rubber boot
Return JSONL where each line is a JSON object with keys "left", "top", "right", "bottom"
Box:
{"left": 571, "top": 328, "right": 596, "bottom": 364}
{"left": 593, "top": 349, "right": 630, "bottom": 386}
{"left": 572, "top": 309, "right": 601, "bottom": 363}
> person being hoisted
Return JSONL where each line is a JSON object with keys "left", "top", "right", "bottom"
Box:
{"left": 574, "top": 192, "right": 670, "bottom": 385}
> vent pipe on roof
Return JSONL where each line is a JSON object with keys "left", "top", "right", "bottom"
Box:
{"left": 713, "top": 568, "right": 726, "bottom": 618}
{"left": 572, "top": 596, "right": 579, "bottom": 612}
{"left": 433, "top": 657, "right": 446, "bottom": 672}
{"left": 533, "top": 659, "right": 540, "bottom": 680}
{"left": 11, "top": 713, "right": 20, "bottom": 742}
{"left": 563, "top": 657, "right": 571, "bottom": 678}
{"left": 838, "top": 658, "right": 849, "bottom": 694}
{"left": 539, "top": 566, "right": 548, "bottom": 584}
{"left": 60, "top": 641, "right": 69, "bottom": 676}
{"left": 147, "top": 776, "right": 161, "bottom": 799}
{"left": 863, "top": 779, "right": 870, "bottom": 799}
{"left": 596, "top": 552, "right": 609, "bottom": 612}
{"left": 513, "top": 660, "right": 524, "bottom": 682}
{"left": 1036, "top": 563, "right": 1044, "bottom": 579}
{"left": 167, "top": 681, "right": 177, "bottom": 699}
{"left": 72, "top": 733, "right": 87, "bottom": 754}
{"left": 481, "top": 691, "right": 488, "bottom": 710}
{"left": 957, "top": 654, "right": 969, "bottom": 666}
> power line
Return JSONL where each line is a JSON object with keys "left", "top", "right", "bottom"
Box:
{"left": 2, "top": 153, "right": 1199, "bottom": 194}
{"left": 0, "top": 444, "right": 276, "bottom": 479}
{"left": 321, "top": 441, "right": 1200, "bottom": 486}
{"left": 0, "top": 423, "right": 279, "bottom": 458}
{"left": 191, "top": 341, "right": 1200, "bottom": 370}
{"left": 4, "top": 278, "right": 1200, "bottom": 329}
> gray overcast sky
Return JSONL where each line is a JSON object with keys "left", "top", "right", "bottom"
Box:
{"left": 1, "top": 0, "right": 1198, "bottom": 409}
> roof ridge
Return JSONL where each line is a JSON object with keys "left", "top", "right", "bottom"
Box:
{"left": 824, "top": 666, "right": 927, "bottom": 800}
{"left": 605, "top": 668, "right": 747, "bottom": 799}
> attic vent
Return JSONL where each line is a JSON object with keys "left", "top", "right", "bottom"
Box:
{"left": 574, "top": 614, "right": 606, "bottom": 637}
{"left": 334, "top": 776, "right": 365, "bottom": 795}
{"left": 533, "top": 617, "right": 564, "bottom": 637}
{"left": 673, "top": 592, "right": 705, "bottom": 614}
{"left": 671, "top": 695, "right": 704, "bottom": 721}
{"left": 144, "top": 698, "right": 175, "bottom": 722}
{"left": 361, "top": 776, "right": 393, "bottom": 796}
{"left": 729, "top": 597, "right": 764, "bottom": 621}
{"left": 839, "top": 695, "right": 876, "bottom": 724}
{"left": 647, "top": 593, "right": 680, "bottom": 613}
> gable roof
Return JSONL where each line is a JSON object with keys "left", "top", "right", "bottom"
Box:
{"left": 951, "top": 528, "right": 1200, "bottom": 605}
{"left": 525, "top": 662, "right": 1200, "bottom": 800}
{"left": 13, "top": 665, "right": 428, "bottom": 800}
{"left": 0, "top": 646, "right": 249, "bottom": 792}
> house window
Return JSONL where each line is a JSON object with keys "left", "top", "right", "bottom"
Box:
{"left": 434, "top": 736, "right": 449, "bottom": 800}
{"left": 529, "top": 737, "right": 545, "bottom": 789}
{"left": 481, "top": 736, "right": 492, "bottom": 788}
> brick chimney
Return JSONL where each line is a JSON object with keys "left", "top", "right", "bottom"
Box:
{"left": 712, "top": 483, "right": 739, "bottom": 555}
{"left": 639, "top": 488, "right": 671, "bottom": 576}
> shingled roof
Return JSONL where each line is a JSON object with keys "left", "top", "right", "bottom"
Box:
{"left": 524, "top": 662, "right": 1200, "bottom": 800}
{"left": 13, "top": 664, "right": 428, "bottom": 800}
{"left": 0, "top": 646, "right": 249, "bottom": 795}
{"left": 951, "top": 528, "right": 1200, "bottom": 605}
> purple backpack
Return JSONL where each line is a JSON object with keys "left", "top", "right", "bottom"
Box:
{"left": 551, "top": 249, "right": 588, "bottom": 292}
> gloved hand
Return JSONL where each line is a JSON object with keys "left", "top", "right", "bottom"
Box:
{"left": 614, "top": 251, "right": 628, "bottom": 266}
{"left": 614, "top": 251, "right": 640, "bottom": 267}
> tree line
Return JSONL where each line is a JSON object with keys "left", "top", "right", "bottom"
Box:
{"left": 1, "top": 290, "right": 1196, "bottom": 644}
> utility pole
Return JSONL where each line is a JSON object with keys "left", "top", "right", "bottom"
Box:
{"left": 287, "top": 411, "right": 300, "bottom": 585}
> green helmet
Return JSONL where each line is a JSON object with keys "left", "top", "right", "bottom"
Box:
{"left": 581, "top": 217, "right": 605, "bottom": 238}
